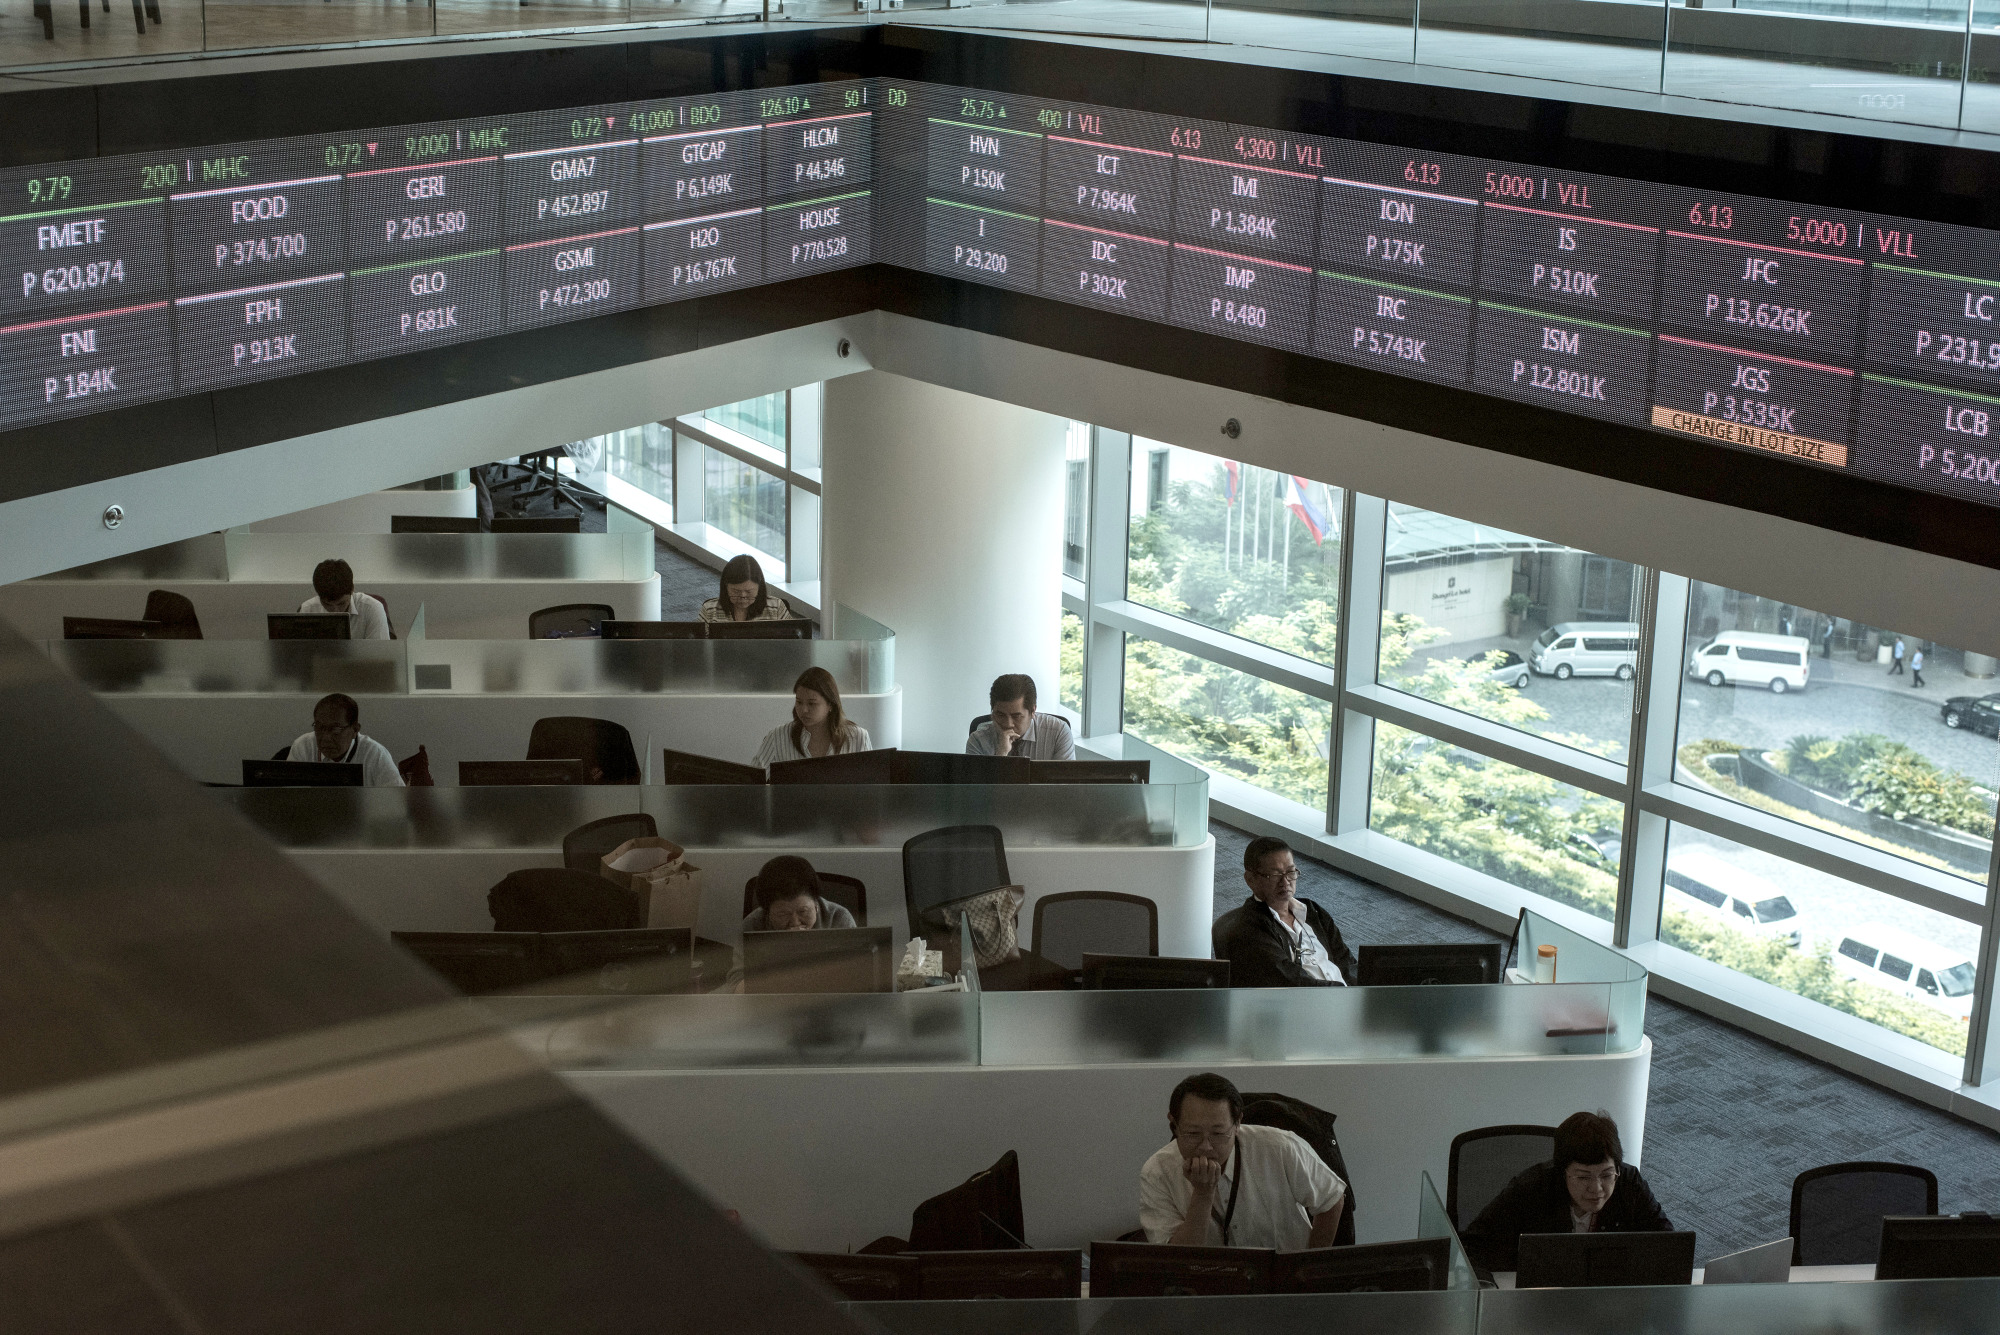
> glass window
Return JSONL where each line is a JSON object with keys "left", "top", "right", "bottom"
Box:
{"left": 1060, "top": 609, "right": 1084, "bottom": 715}
{"left": 704, "top": 447, "right": 785, "bottom": 566}
{"left": 1673, "top": 581, "right": 1999, "bottom": 886}
{"left": 1123, "top": 635, "right": 1331, "bottom": 810}
{"left": 1663, "top": 827, "right": 1977, "bottom": 1061}
{"left": 1127, "top": 441, "right": 1341, "bottom": 667}
{"left": 601, "top": 423, "right": 672, "bottom": 505}
{"left": 1379, "top": 503, "right": 1638, "bottom": 760}
{"left": 1369, "top": 720, "right": 1621, "bottom": 925}
{"left": 1063, "top": 422, "right": 1090, "bottom": 582}
{"left": 701, "top": 392, "right": 786, "bottom": 452}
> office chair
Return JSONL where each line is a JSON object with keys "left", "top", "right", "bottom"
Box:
{"left": 1790, "top": 1162, "right": 1938, "bottom": 1265}
{"left": 969, "top": 714, "right": 989, "bottom": 735}
{"left": 488, "top": 867, "right": 642, "bottom": 932}
{"left": 530, "top": 603, "right": 616, "bottom": 639}
{"left": 907, "top": 1150, "right": 1026, "bottom": 1251}
{"left": 493, "top": 447, "right": 594, "bottom": 516}
{"left": 1446, "top": 1124, "right": 1558, "bottom": 1231}
{"left": 397, "top": 745, "right": 434, "bottom": 787}
{"left": 901, "top": 825, "right": 1010, "bottom": 935}
{"left": 740, "top": 872, "right": 868, "bottom": 925}
{"left": 562, "top": 813, "right": 658, "bottom": 872}
{"left": 1030, "top": 891, "right": 1157, "bottom": 972}
{"left": 142, "top": 590, "right": 202, "bottom": 640}
{"left": 527, "top": 716, "right": 641, "bottom": 785}
{"left": 1242, "top": 1090, "right": 1357, "bottom": 1246}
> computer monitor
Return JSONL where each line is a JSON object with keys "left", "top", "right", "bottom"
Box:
{"left": 767, "top": 749, "right": 898, "bottom": 785}
{"left": 1081, "top": 954, "right": 1231, "bottom": 990}
{"left": 660, "top": 749, "right": 766, "bottom": 785}
{"left": 742, "top": 925, "right": 894, "bottom": 993}
{"left": 1028, "top": 759, "right": 1151, "bottom": 784}
{"left": 61, "top": 616, "right": 159, "bottom": 639}
{"left": 534, "top": 928, "right": 692, "bottom": 995}
{"left": 393, "top": 931, "right": 542, "bottom": 994}
{"left": 1515, "top": 1231, "right": 1697, "bottom": 1288}
{"left": 490, "top": 515, "right": 582, "bottom": 533}
{"left": 706, "top": 619, "right": 814, "bottom": 640}
{"left": 911, "top": 1250, "right": 1080, "bottom": 1301}
{"left": 600, "top": 620, "right": 707, "bottom": 640}
{"left": 390, "top": 515, "right": 482, "bottom": 533}
{"left": 1088, "top": 1241, "right": 1272, "bottom": 1297}
{"left": 267, "top": 613, "right": 351, "bottom": 640}
{"left": 891, "top": 751, "right": 1031, "bottom": 784}
{"left": 1876, "top": 1215, "right": 2000, "bottom": 1279}
{"left": 1271, "top": 1237, "right": 1453, "bottom": 1293}
{"left": 1357, "top": 943, "right": 1506, "bottom": 986}
{"left": 241, "top": 759, "right": 364, "bottom": 787}
{"left": 457, "top": 759, "right": 589, "bottom": 786}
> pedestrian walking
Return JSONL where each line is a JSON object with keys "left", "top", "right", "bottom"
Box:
{"left": 1890, "top": 637, "right": 1906, "bottom": 675}
{"left": 1912, "top": 649, "right": 1926, "bottom": 688}
{"left": 1821, "top": 619, "right": 1834, "bottom": 659}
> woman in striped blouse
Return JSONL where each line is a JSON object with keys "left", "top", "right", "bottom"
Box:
{"left": 754, "top": 666, "right": 872, "bottom": 769}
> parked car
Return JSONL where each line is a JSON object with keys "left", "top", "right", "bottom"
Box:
{"left": 1940, "top": 693, "right": 2000, "bottom": 736}
{"left": 1686, "top": 631, "right": 1812, "bottom": 694}
{"left": 1831, "top": 922, "right": 1977, "bottom": 1022}
{"left": 1662, "top": 846, "right": 1804, "bottom": 947}
{"left": 1463, "top": 648, "right": 1530, "bottom": 689}
{"left": 1529, "top": 622, "right": 1639, "bottom": 681}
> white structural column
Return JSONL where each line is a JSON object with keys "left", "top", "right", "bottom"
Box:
{"left": 822, "top": 371, "right": 1067, "bottom": 751}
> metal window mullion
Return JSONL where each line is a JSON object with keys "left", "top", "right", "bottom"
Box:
{"left": 1344, "top": 682, "right": 1627, "bottom": 801}
{"left": 1094, "top": 601, "right": 1337, "bottom": 703}
{"left": 1325, "top": 487, "right": 1361, "bottom": 836}
{"left": 1333, "top": 494, "right": 1388, "bottom": 837}
{"left": 672, "top": 416, "right": 816, "bottom": 494}
{"left": 1081, "top": 427, "right": 1132, "bottom": 738}
{"left": 1618, "top": 570, "right": 1684, "bottom": 949}
{"left": 1964, "top": 828, "right": 2000, "bottom": 1085}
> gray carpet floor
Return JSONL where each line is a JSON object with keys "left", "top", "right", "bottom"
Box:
{"left": 1209, "top": 821, "right": 2000, "bottom": 1262}
{"left": 501, "top": 469, "right": 717, "bottom": 619}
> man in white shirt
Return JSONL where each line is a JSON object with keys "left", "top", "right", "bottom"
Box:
{"left": 966, "top": 673, "right": 1076, "bottom": 760}
{"left": 1139, "top": 1073, "right": 1345, "bottom": 1251}
{"left": 286, "top": 692, "right": 404, "bottom": 787}
{"left": 298, "top": 558, "right": 391, "bottom": 640}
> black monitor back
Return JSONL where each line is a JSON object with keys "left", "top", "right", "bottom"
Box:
{"left": 1271, "top": 1238, "right": 1452, "bottom": 1293}
{"left": 242, "top": 760, "right": 364, "bottom": 787}
{"left": 1877, "top": 1215, "right": 2000, "bottom": 1279}
{"left": 536, "top": 928, "right": 692, "bottom": 995}
{"left": 1082, "top": 954, "right": 1230, "bottom": 990}
{"left": 490, "top": 515, "right": 581, "bottom": 533}
{"left": 768, "top": 749, "right": 898, "bottom": 785}
{"left": 661, "top": 748, "right": 766, "bottom": 785}
{"left": 1029, "top": 759, "right": 1151, "bottom": 784}
{"left": 914, "top": 1249, "right": 1079, "bottom": 1300}
{"left": 706, "top": 619, "right": 812, "bottom": 640}
{"left": 268, "top": 613, "right": 351, "bottom": 640}
{"left": 892, "top": 751, "right": 1031, "bottom": 785}
{"left": 1358, "top": 943, "right": 1506, "bottom": 986}
{"left": 1515, "top": 1231, "right": 1697, "bottom": 1288}
{"left": 742, "top": 926, "right": 893, "bottom": 993}
{"left": 600, "top": 620, "right": 706, "bottom": 640}
{"left": 390, "top": 515, "right": 482, "bottom": 533}
{"left": 62, "top": 617, "right": 160, "bottom": 639}
{"left": 1088, "top": 1241, "right": 1272, "bottom": 1297}
{"left": 459, "top": 759, "right": 589, "bottom": 786}
{"left": 392, "top": 931, "right": 542, "bottom": 994}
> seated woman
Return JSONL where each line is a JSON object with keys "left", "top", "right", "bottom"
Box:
{"left": 754, "top": 667, "right": 872, "bottom": 768}
{"left": 728, "top": 855, "right": 858, "bottom": 989}
{"left": 699, "top": 554, "right": 794, "bottom": 623}
{"left": 1461, "top": 1111, "right": 1672, "bottom": 1276}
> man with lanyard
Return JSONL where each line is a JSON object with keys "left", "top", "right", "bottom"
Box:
{"left": 1139, "top": 1073, "right": 1345, "bottom": 1250}
{"left": 1212, "top": 836, "right": 1358, "bottom": 987}
{"left": 285, "top": 692, "right": 404, "bottom": 788}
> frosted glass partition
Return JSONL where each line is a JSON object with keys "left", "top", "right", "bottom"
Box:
{"left": 1417, "top": 1170, "right": 1482, "bottom": 1291}
{"left": 978, "top": 911, "right": 1641, "bottom": 1065}
{"left": 39, "top": 534, "right": 231, "bottom": 582}
{"left": 849, "top": 1289, "right": 1480, "bottom": 1334}
{"left": 44, "top": 637, "right": 408, "bottom": 695}
{"left": 220, "top": 528, "right": 653, "bottom": 584}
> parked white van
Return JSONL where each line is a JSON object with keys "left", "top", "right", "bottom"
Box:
{"left": 1686, "top": 631, "right": 1812, "bottom": 694}
{"left": 1831, "top": 922, "right": 1976, "bottom": 1022}
{"left": 1662, "top": 846, "right": 1805, "bottom": 948}
{"left": 1528, "top": 622, "right": 1640, "bottom": 680}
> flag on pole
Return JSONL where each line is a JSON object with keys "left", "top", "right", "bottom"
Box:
{"left": 1222, "top": 459, "right": 1240, "bottom": 506}
{"left": 1286, "top": 476, "right": 1330, "bottom": 545}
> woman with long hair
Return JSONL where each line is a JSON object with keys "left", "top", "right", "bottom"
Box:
{"left": 699, "top": 554, "right": 794, "bottom": 622}
{"left": 754, "top": 666, "right": 872, "bottom": 767}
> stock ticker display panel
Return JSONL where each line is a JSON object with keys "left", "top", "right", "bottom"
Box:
{"left": 11, "top": 70, "right": 2000, "bottom": 513}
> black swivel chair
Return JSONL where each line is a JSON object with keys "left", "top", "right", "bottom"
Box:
{"left": 969, "top": 714, "right": 989, "bottom": 735}
{"left": 530, "top": 603, "right": 616, "bottom": 639}
{"left": 1031, "top": 891, "right": 1158, "bottom": 974}
{"left": 562, "top": 813, "right": 659, "bottom": 873}
{"left": 493, "top": 446, "right": 594, "bottom": 516}
{"left": 527, "top": 716, "right": 641, "bottom": 785}
{"left": 902, "top": 824, "right": 1011, "bottom": 940}
{"left": 487, "top": 867, "right": 643, "bottom": 931}
{"left": 741, "top": 872, "right": 868, "bottom": 925}
{"left": 1446, "top": 1124, "right": 1558, "bottom": 1232}
{"left": 1790, "top": 1162, "right": 1939, "bottom": 1265}
{"left": 143, "top": 590, "right": 202, "bottom": 640}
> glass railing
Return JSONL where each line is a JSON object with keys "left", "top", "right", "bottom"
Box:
{"left": 44, "top": 636, "right": 410, "bottom": 695}
{"left": 221, "top": 523, "right": 655, "bottom": 585}
{"left": 1417, "top": 1170, "right": 1482, "bottom": 1293}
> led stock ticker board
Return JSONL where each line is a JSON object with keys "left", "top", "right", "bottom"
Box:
{"left": 11, "top": 75, "right": 2000, "bottom": 513}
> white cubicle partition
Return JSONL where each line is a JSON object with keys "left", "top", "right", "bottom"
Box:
{"left": 236, "top": 486, "right": 476, "bottom": 533}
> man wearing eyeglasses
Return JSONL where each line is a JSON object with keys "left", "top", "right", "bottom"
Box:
{"left": 1211, "top": 836, "right": 1357, "bottom": 987}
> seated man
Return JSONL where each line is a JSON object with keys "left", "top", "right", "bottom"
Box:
{"left": 1461, "top": 1110, "right": 1673, "bottom": 1275}
{"left": 285, "top": 692, "right": 403, "bottom": 787}
{"left": 1212, "top": 837, "right": 1356, "bottom": 987}
{"left": 1140, "top": 1072, "right": 1345, "bottom": 1250}
{"left": 966, "top": 673, "right": 1075, "bottom": 760}
{"left": 299, "top": 558, "right": 391, "bottom": 640}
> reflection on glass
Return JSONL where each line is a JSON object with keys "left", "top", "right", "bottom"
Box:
{"left": 1370, "top": 720, "right": 1621, "bottom": 923}
{"left": 705, "top": 448, "right": 786, "bottom": 566}
{"left": 1414, "top": 0, "right": 1669, "bottom": 94}
{"left": 703, "top": 392, "right": 787, "bottom": 452}
{"left": 1128, "top": 440, "right": 1341, "bottom": 667}
{"left": 1063, "top": 420, "right": 1089, "bottom": 582}
{"left": 1210, "top": 0, "right": 1417, "bottom": 63}
{"left": 1060, "top": 609, "right": 1084, "bottom": 714}
{"left": 603, "top": 422, "right": 673, "bottom": 506}
{"left": 1673, "top": 580, "right": 1997, "bottom": 884}
{"left": 1380, "top": 503, "right": 1638, "bottom": 760}
{"left": 1124, "top": 636, "right": 1331, "bottom": 810}
{"left": 1664, "top": 826, "right": 1977, "bottom": 1060}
